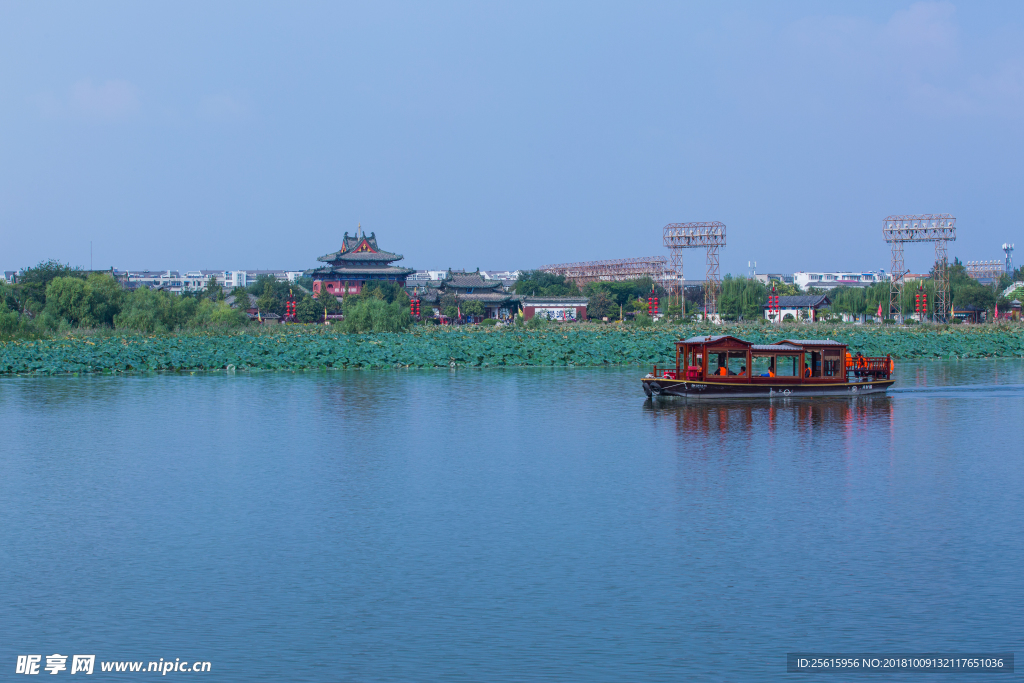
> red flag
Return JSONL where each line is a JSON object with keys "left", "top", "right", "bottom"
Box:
{"left": 994, "top": 303, "right": 999, "bottom": 319}
{"left": 877, "top": 303, "right": 883, "bottom": 318}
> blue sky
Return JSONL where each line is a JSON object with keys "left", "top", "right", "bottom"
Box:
{"left": 1, "top": 1, "right": 1022, "bottom": 276}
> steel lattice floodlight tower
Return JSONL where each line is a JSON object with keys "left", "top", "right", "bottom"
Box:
{"left": 663, "top": 222, "right": 727, "bottom": 316}
{"left": 882, "top": 214, "right": 956, "bottom": 322}
{"left": 539, "top": 256, "right": 668, "bottom": 288}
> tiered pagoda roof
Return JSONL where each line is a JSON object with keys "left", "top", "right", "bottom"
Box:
{"left": 305, "top": 231, "right": 415, "bottom": 280}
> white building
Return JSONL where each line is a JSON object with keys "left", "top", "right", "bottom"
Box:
{"left": 754, "top": 273, "right": 795, "bottom": 286}
{"left": 123, "top": 268, "right": 256, "bottom": 292}
{"left": 481, "top": 270, "right": 521, "bottom": 281}
{"left": 407, "top": 270, "right": 449, "bottom": 282}
{"left": 793, "top": 271, "right": 887, "bottom": 290}
{"left": 181, "top": 270, "right": 250, "bottom": 291}
{"left": 123, "top": 270, "right": 184, "bottom": 292}
{"left": 245, "top": 269, "right": 304, "bottom": 283}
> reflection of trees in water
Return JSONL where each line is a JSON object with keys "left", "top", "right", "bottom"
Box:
{"left": 644, "top": 396, "right": 894, "bottom": 440}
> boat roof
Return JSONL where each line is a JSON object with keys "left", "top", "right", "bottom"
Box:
{"left": 678, "top": 336, "right": 845, "bottom": 350}
{"left": 775, "top": 339, "right": 846, "bottom": 347}
{"left": 679, "top": 335, "right": 744, "bottom": 344}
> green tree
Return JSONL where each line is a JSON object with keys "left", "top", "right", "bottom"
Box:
{"left": 359, "top": 280, "right": 410, "bottom": 304}
{"left": 717, "top": 275, "right": 769, "bottom": 320}
{"left": 341, "top": 298, "right": 412, "bottom": 333}
{"left": 418, "top": 300, "right": 436, "bottom": 323}
{"left": 205, "top": 276, "right": 222, "bottom": 302}
{"left": 295, "top": 294, "right": 321, "bottom": 323}
{"left": 44, "top": 277, "right": 92, "bottom": 326}
{"left": 462, "top": 300, "right": 484, "bottom": 318}
{"left": 525, "top": 312, "right": 549, "bottom": 328}
{"left": 17, "top": 259, "right": 85, "bottom": 314}
{"left": 230, "top": 287, "right": 250, "bottom": 308}
{"left": 86, "top": 273, "right": 123, "bottom": 326}
{"left": 314, "top": 286, "right": 341, "bottom": 321}
{"left": 114, "top": 287, "right": 171, "bottom": 333}
{"left": 582, "top": 277, "right": 662, "bottom": 309}
{"left": 625, "top": 296, "right": 648, "bottom": 315}
{"left": 0, "top": 281, "right": 19, "bottom": 313}
{"left": 256, "top": 280, "right": 279, "bottom": 315}
{"left": 513, "top": 271, "right": 579, "bottom": 296}
{"left": 586, "top": 290, "right": 613, "bottom": 320}
{"left": 631, "top": 312, "right": 653, "bottom": 327}
{"left": 439, "top": 292, "right": 459, "bottom": 318}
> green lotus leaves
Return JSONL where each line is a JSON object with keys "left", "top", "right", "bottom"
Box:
{"left": 0, "top": 324, "right": 1022, "bottom": 375}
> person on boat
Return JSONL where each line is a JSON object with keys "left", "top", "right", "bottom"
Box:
{"left": 803, "top": 363, "right": 811, "bottom": 378}
{"left": 855, "top": 353, "right": 867, "bottom": 377}
{"left": 761, "top": 359, "right": 775, "bottom": 378}
{"left": 739, "top": 365, "right": 746, "bottom": 377}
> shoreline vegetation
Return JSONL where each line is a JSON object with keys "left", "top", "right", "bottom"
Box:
{"left": 2, "top": 323, "right": 1023, "bottom": 375}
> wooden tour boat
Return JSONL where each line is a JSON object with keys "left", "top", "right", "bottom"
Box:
{"left": 642, "top": 335, "right": 895, "bottom": 399}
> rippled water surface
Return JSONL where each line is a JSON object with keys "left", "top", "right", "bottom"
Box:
{"left": 2, "top": 361, "right": 1023, "bottom": 681}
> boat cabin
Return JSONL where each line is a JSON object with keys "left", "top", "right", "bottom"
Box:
{"left": 666, "top": 335, "right": 891, "bottom": 383}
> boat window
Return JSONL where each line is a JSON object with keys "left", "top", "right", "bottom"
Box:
{"left": 751, "top": 354, "right": 773, "bottom": 377}
{"left": 774, "top": 354, "right": 799, "bottom": 377}
{"left": 727, "top": 351, "right": 747, "bottom": 377}
{"left": 708, "top": 352, "right": 729, "bottom": 377}
{"left": 807, "top": 350, "right": 822, "bottom": 377}
{"left": 823, "top": 349, "right": 842, "bottom": 377}
{"left": 707, "top": 350, "right": 749, "bottom": 377}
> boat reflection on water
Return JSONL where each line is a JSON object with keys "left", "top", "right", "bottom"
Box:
{"left": 643, "top": 393, "right": 895, "bottom": 439}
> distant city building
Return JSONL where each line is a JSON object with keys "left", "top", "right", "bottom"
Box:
{"left": 307, "top": 230, "right": 415, "bottom": 298}
{"left": 407, "top": 270, "right": 449, "bottom": 282}
{"left": 481, "top": 270, "right": 521, "bottom": 290}
{"left": 116, "top": 269, "right": 301, "bottom": 293}
{"left": 754, "top": 273, "right": 795, "bottom": 286}
{"left": 120, "top": 270, "right": 184, "bottom": 292}
{"left": 245, "top": 270, "right": 304, "bottom": 284}
{"left": 4, "top": 270, "right": 20, "bottom": 284}
{"left": 792, "top": 271, "right": 887, "bottom": 290}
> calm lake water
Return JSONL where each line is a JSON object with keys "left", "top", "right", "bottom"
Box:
{"left": 2, "top": 361, "right": 1023, "bottom": 681}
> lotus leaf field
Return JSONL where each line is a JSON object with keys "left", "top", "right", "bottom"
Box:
{"left": 1, "top": 324, "right": 1022, "bottom": 375}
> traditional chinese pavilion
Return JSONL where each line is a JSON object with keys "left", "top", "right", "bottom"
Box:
{"left": 412, "top": 269, "right": 520, "bottom": 322}
{"left": 307, "top": 230, "right": 415, "bottom": 298}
